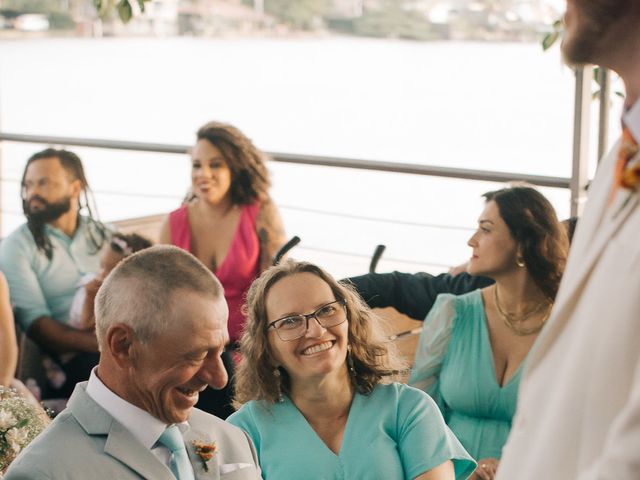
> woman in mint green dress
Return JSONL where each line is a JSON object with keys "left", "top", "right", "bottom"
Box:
{"left": 410, "top": 187, "right": 568, "bottom": 480}
{"left": 229, "top": 260, "right": 476, "bottom": 479}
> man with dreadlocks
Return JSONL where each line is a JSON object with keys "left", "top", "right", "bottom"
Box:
{"left": 0, "top": 148, "right": 109, "bottom": 398}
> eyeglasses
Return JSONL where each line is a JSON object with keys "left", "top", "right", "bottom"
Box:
{"left": 267, "top": 299, "right": 347, "bottom": 341}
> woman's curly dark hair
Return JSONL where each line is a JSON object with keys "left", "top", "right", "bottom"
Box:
{"left": 483, "top": 186, "right": 569, "bottom": 301}
{"left": 194, "top": 121, "right": 271, "bottom": 205}
{"left": 233, "top": 260, "right": 406, "bottom": 407}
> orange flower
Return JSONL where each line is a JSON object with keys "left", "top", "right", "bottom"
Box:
{"left": 621, "top": 156, "right": 640, "bottom": 190}
{"left": 192, "top": 440, "right": 217, "bottom": 471}
{"left": 616, "top": 129, "right": 640, "bottom": 190}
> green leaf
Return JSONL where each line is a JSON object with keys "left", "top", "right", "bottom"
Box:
{"left": 118, "top": 0, "right": 133, "bottom": 23}
{"left": 593, "top": 66, "right": 601, "bottom": 87}
{"left": 542, "top": 31, "right": 559, "bottom": 51}
{"left": 137, "top": 0, "right": 146, "bottom": 12}
{"left": 16, "top": 418, "right": 29, "bottom": 428}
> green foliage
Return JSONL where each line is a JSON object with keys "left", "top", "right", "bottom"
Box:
{"left": 0, "top": 386, "right": 49, "bottom": 472}
{"left": 48, "top": 11, "right": 75, "bottom": 30}
{"left": 117, "top": 0, "right": 133, "bottom": 23}
{"left": 264, "top": 0, "right": 330, "bottom": 30}
{"left": 353, "top": 1, "right": 435, "bottom": 41}
{"left": 542, "top": 18, "right": 563, "bottom": 51}
{"left": 93, "top": 0, "right": 152, "bottom": 23}
{"left": 2, "top": 0, "right": 75, "bottom": 30}
{"left": 2, "top": 0, "right": 61, "bottom": 12}
{"left": 541, "top": 21, "right": 625, "bottom": 102}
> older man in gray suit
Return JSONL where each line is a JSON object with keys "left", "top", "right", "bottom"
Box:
{"left": 6, "top": 245, "right": 261, "bottom": 479}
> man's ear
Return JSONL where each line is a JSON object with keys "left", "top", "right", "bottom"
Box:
{"left": 70, "top": 178, "right": 82, "bottom": 202}
{"left": 106, "top": 323, "right": 137, "bottom": 368}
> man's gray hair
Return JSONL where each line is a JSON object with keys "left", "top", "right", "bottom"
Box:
{"left": 95, "top": 245, "right": 224, "bottom": 347}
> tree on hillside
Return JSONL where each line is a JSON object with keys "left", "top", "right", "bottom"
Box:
{"left": 2, "top": 0, "right": 76, "bottom": 29}
{"left": 2, "top": 0, "right": 62, "bottom": 12}
{"left": 264, "top": 0, "right": 331, "bottom": 30}
{"left": 354, "top": 0, "right": 436, "bottom": 41}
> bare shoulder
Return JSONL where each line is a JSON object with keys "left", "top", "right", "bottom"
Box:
{"left": 255, "top": 198, "right": 287, "bottom": 269}
{"left": 158, "top": 214, "right": 172, "bottom": 244}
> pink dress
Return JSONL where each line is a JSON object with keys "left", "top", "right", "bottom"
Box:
{"left": 168, "top": 202, "right": 261, "bottom": 343}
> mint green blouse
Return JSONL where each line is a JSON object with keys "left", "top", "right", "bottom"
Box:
{"left": 409, "top": 290, "right": 524, "bottom": 460}
{"left": 228, "top": 383, "right": 475, "bottom": 479}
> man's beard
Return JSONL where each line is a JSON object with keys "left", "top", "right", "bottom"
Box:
{"left": 562, "top": 0, "right": 633, "bottom": 65}
{"left": 26, "top": 195, "right": 72, "bottom": 225}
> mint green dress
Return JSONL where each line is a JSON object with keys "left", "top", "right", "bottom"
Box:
{"left": 228, "top": 383, "right": 475, "bottom": 479}
{"left": 409, "top": 290, "right": 524, "bottom": 461}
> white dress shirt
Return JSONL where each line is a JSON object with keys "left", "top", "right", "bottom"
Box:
{"left": 86, "top": 368, "right": 195, "bottom": 477}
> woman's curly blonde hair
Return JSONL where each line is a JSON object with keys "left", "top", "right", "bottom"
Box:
{"left": 233, "top": 260, "right": 407, "bottom": 407}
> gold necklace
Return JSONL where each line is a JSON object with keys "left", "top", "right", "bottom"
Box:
{"left": 493, "top": 286, "right": 552, "bottom": 336}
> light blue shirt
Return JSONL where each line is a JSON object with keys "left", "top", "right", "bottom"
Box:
{"left": 228, "top": 382, "right": 475, "bottom": 480}
{"left": 0, "top": 217, "right": 104, "bottom": 330}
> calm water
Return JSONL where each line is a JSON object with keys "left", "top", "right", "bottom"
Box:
{"left": 0, "top": 36, "right": 624, "bottom": 278}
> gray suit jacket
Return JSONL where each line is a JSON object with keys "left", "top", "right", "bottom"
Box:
{"left": 5, "top": 383, "right": 261, "bottom": 480}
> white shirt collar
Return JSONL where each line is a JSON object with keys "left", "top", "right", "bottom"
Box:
{"left": 86, "top": 368, "right": 189, "bottom": 450}
{"left": 623, "top": 98, "right": 640, "bottom": 141}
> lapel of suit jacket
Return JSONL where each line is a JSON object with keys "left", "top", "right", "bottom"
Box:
{"left": 68, "top": 383, "right": 175, "bottom": 480}
{"left": 184, "top": 425, "right": 219, "bottom": 480}
{"left": 525, "top": 148, "right": 639, "bottom": 375}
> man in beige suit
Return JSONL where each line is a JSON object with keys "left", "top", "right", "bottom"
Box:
{"left": 496, "top": 1, "right": 640, "bottom": 479}
{"left": 6, "top": 246, "right": 260, "bottom": 479}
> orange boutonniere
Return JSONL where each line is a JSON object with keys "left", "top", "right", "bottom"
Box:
{"left": 620, "top": 153, "right": 640, "bottom": 190}
{"left": 617, "top": 129, "right": 640, "bottom": 190}
{"left": 610, "top": 128, "right": 640, "bottom": 216}
{"left": 192, "top": 440, "right": 217, "bottom": 472}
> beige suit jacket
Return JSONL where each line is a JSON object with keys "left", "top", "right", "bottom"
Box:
{"left": 5, "top": 383, "right": 261, "bottom": 480}
{"left": 496, "top": 133, "right": 640, "bottom": 479}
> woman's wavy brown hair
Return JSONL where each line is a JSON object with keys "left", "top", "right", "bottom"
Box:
{"left": 194, "top": 121, "right": 271, "bottom": 205}
{"left": 233, "top": 260, "right": 407, "bottom": 407}
{"left": 483, "top": 186, "right": 569, "bottom": 301}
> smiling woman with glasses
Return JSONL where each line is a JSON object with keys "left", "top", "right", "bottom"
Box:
{"left": 228, "top": 260, "right": 475, "bottom": 480}
{"left": 267, "top": 298, "right": 347, "bottom": 341}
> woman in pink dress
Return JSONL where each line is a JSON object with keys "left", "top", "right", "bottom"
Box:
{"left": 159, "top": 121, "right": 286, "bottom": 417}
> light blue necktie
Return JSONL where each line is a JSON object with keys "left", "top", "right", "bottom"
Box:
{"left": 157, "top": 425, "right": 195, "bottom": 480}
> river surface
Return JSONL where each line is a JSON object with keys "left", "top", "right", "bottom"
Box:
{"left": 0, "top": 36, "right": 625, "bottom": 277}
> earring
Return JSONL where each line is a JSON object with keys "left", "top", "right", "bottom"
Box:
{"left": 273, "top": 367, "right": 284, "bottom": 402}
{"left": 516, "top": 257, "right": 525, "bottom": 268}
{"left": 346, "top": 345, "right": 356, "bottom": 378}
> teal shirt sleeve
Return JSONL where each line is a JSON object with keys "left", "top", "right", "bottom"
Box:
{"left": 0, "top": 229, "right": 51, "bottom": 330}
{"left": 396, "top": 384, "right": 476, "bottom": 479}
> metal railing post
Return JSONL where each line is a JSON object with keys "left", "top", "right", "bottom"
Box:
{"left": 571, "top": 66, "right": 592, "bottom": 217}
{"left": 597, "top": 67, "right": 611, "bottom": 164}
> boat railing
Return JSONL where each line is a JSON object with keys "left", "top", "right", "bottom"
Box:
{"left": 0, "top": 131, "right": 572, "bottom": 273}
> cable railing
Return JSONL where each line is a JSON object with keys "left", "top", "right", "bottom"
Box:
{"left": 0, "top": 175, "right": 475, "bottom": 232}
{"left": 0, "top": 132, "right": 571, "bottom": 188}
{"left": 0, "top": 132, "right": 573, "bottom": 271}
